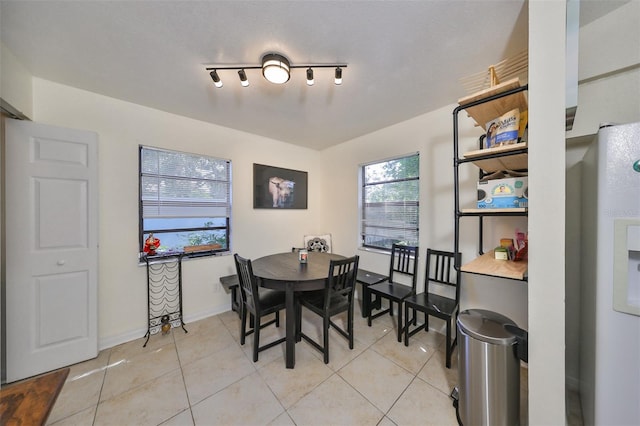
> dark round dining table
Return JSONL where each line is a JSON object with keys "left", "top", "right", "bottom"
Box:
{"left": 252, "top": 251, "right": 345, "bottom": 368}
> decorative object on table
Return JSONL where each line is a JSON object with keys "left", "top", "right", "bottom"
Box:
{"left": 143, "top": 233, "right": 160, "bottom": 255}
{"left": 253, "top": 163, "right": 308, "bottom": 209}
{"left": 303, "top": 234, "right": 332, "bottom": 253}
{"left": 298, "top": 249, "right": 308, "bottom": 263}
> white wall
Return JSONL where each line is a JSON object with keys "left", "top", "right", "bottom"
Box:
{"left": 566, "top": 1, "right": 640, "bottom": 138}
{"left": 0, "top": 41, "right": 33, "bottom": 119}
{"left": 529, "top": 0, "right": 566, "bottom": 423}
{"left": 31, "top": 78, "right": 326, "bottom": 348}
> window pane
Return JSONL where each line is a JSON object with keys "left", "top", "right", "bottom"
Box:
{"left": 143, "top": 217, "right": 226, "bottom": 231}
{"left": 360, "top": 153, "right": 419, "bottom": 250}
{"left": 143, "top": 230, "right": 228, "bottom": 253}
{"left": 364, "top": 155, "right": 419, "bottom": 184}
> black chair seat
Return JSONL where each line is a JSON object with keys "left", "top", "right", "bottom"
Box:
{"left": 301, "top": 292, "right": 351, "bottom": 317}
{"left": 257, "top": 288, "right": 286, "bottom": 313}
{"left": 405, "top": 292, "right": 457, "bottom": 320}
{"left": 368, "top": 281, "right": 414, "bottom": 302}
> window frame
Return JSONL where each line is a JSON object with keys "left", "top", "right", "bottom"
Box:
{"left": 138, "top": 145, "right": 232, "bottom": 259}
{"left": 359, "top": 153, "right": 420, "bottom": 252}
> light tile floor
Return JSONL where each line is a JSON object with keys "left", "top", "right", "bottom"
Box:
{"left": 47, "top": 302, "right": 533, "bottom": 426}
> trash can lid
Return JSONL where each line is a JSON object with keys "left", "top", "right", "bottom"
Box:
{"left": 457, "top": 309, "right": 517, "bottom": 345}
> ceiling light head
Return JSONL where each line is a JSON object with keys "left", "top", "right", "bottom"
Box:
{"left": 238, "top": 69, "right": 249, "bottom": 87}
{"left": 262, "top": 53, "right": 290, "bottom": 84}
{"left": 334, "top": 67, "right": 342, "bottom": 85}
{"left": 306, "top": 68, "right": 314, "bottom": 86}
{"left": 210, "top": 70, "right": 223, "bottom": 88}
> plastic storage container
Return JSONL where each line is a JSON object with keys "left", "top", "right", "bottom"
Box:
{"left": 456, "top": 309, "right": 521, "bottom": 426}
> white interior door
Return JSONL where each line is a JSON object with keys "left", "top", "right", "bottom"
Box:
{"left": 5, "top": 119, "right": 98, "bottom": 382}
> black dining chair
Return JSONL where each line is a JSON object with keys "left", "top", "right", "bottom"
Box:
{"left": 234, "top": 254, "right": 287, "bottom": 362}
{"left": 367, "top": 244, "right": 419, "bottom": 342}
{"left": 297, "top": 255, "right": 359, "bottom": 363}
{"left": 403, "top": 248, "right": 461, "bottom": 368}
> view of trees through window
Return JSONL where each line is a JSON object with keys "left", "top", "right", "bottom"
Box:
{"left": 361, "top": 154, "right": 419, "bottom": 250}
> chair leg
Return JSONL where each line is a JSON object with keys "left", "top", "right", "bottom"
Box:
{"left": 240, "top": 307, "right": 247, "bottom": 345}
{"left": 396, "top": 302, "right": 403, "bottom": 342}
{"left": 323, "top": 316, "right": 330, "bottom": 364}
{"left": 446, "top": 317, "right": 452, "bottom": 369}
{"left": 253, "top": 318, "right": 260, "bottom": 362}
{"left": 424, "top": 313, "right": 430, "bottom": 333}
{"left": 348, "top": 305, "right": 354, "bottom": 349}
{"left": 275, "top": 311, "right": 280, "bottom": 327}
{"left": 404, "top": 303, "right": 410, "bottom": 346}
{"left": 362, "top": 285, "right": 369, "bottom": 318}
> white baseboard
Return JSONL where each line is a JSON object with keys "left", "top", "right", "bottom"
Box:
{"left": 98, "top": 303, "right": 231, "bottom": 351}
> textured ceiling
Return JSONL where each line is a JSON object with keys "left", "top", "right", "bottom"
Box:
{"left": 0, "top": 0, "right": 629, "bottom": 150}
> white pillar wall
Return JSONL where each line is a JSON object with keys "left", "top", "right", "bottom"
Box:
{"left": 528, "top": 0, "right": 567, "bottom": 423}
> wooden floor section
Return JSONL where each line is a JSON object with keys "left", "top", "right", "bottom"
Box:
{"left": 1, "top": 368, "right": 70, "bottom": 426}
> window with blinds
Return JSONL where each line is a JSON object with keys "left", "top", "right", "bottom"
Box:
{"left": 360, "top": 153, "right": 419, "bottom": 251}
{"left": 139, "top": 146, "right": 231, "bottom": 257}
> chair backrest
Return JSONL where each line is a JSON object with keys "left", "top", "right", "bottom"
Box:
{"left": 234, "top": 254, "right": 260, "bottom": 313}
{"left": 303, "top": 234, "right": 332, "bottom": 253}
{"left": 425, "top": 248, "right": 461, "bottom": 300}
{"left": 388, "top": 244, "right": 419, "bottom": 291}
{"left": 324, "top": 255, "right": 359, "bottom": 310}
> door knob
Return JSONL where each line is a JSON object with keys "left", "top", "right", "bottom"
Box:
{"left": 57, "top": 260, "right": 66, "bottom": 266}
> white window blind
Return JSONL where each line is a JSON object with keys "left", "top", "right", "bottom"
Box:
{"left": 141, "top": 147, "right": 230, "bottom": 217}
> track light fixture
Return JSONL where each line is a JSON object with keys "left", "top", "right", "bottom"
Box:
{"left": 238, "top": 69, "right": 249, "bottom": 87}
{"left": 262, "top": 53, "right": 290, "bottom": 84}
{"left": 209, "top": 70, "right": 223, "bottom": 88}
{"left": 306, "top": 68, "right": 314, "bottom": 86}
{"left": 205, "top": 53, "right": 346, "bottom": 88}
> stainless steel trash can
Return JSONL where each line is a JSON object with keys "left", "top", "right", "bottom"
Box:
{"left": 457, "top": 309, "right": 520, "bottom": 426}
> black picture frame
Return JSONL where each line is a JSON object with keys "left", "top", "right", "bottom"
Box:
{"left": 253, "top": 164, "right": 308, "bottom": 209}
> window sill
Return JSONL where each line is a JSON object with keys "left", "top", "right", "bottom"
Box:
{"left": 358, "top": 246, "right": 391, "bottom": 256}
{"left": 137, "top": 250, "right": 231, "bottom": 266}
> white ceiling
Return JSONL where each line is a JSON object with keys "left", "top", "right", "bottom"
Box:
{"left": 0, "top": 0, "right": 630, "bottom": 150}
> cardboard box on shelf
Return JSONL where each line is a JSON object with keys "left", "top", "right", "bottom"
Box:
{"left": 477, "top": 176, "right": 528, "bottom": 209}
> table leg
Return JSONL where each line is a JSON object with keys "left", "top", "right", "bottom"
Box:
{"left": 285, "top": 282, "right": 296, "bottom": 369}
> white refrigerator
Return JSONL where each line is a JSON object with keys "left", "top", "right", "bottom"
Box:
{"left": 579, "top": 122, "right": 640, "bottom": 425}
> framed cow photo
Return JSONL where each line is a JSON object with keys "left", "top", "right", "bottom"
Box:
{"left": 253, "top": 164, "right": 308, "bottom": 209}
